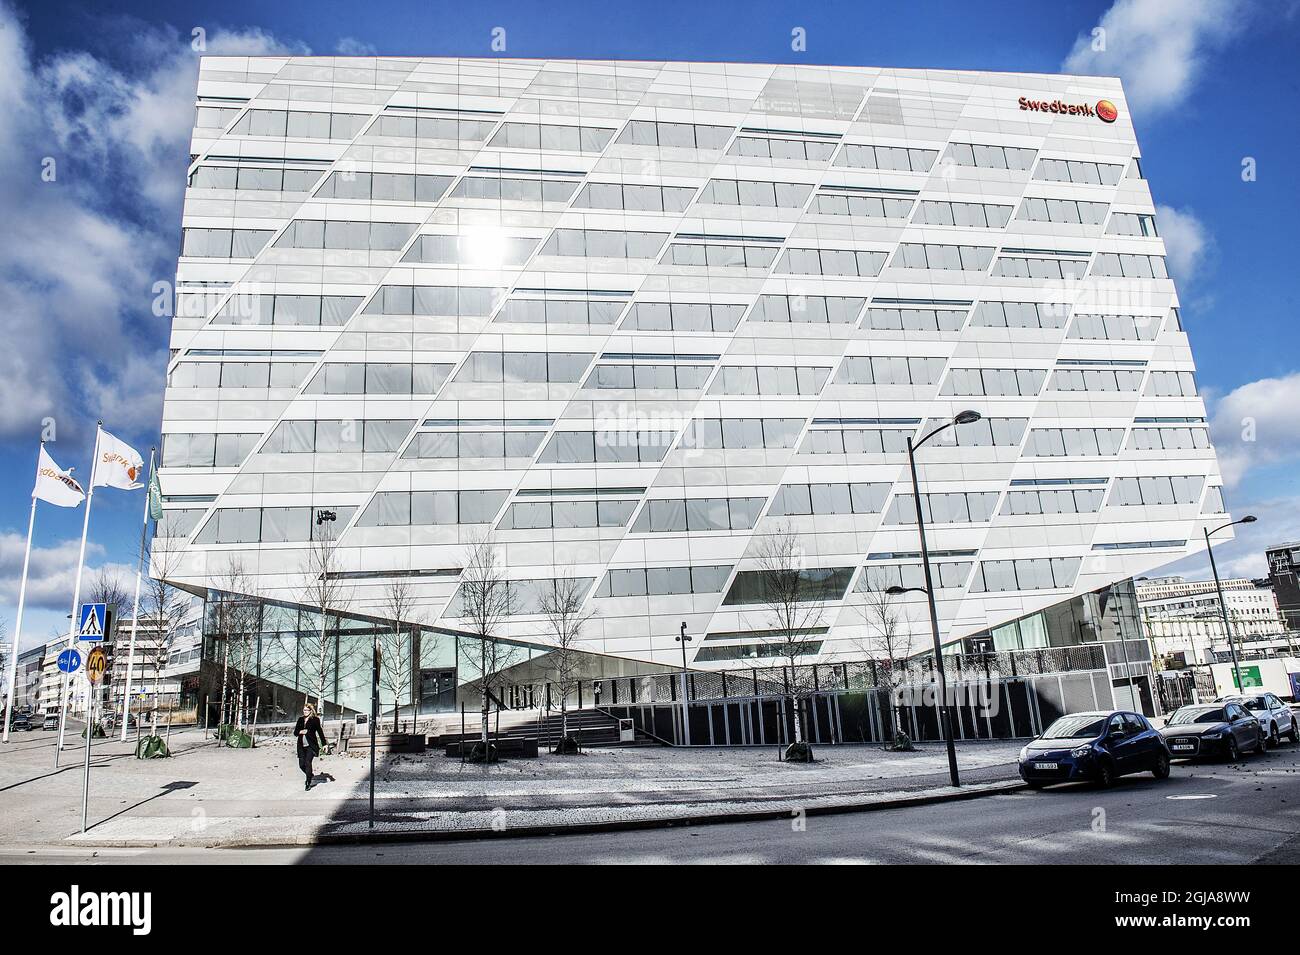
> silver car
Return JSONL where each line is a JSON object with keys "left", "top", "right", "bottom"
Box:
{"left": 1218, "top": 692, "right": 1299, "bottom": 747}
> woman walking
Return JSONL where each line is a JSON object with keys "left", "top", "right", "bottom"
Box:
{"left": 294, "top": 703, "right": 326, "bottom": 790}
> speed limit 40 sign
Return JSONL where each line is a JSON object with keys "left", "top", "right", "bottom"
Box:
{"left": 86, "top": 647, "right": 107, "bottom": 685}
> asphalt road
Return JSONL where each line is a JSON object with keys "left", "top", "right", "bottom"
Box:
{"left": 4, "top": 744, "right": 1298, "bottom": 864}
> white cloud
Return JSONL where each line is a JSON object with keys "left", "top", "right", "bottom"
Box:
{"left": 1208, "top": 372, "right": 1300, "bottom": 488}
{"left": 1152, "top": 492, "right": 1300, "bottom": 582}
{"left": 206, "top": 27, "right": 309, "bottom": 57}
{"left": 0, "top": 532, "right": 139, "bottom": 615}
{"left": 1155, "top": 204, "right": 1211, "bottom": 283}
{"left": 336, "top": 37, "right": 378, "bottom": 56}
{"left": 0, "top": 3, "right": 304, "bottom": 445}
{"left": 1062, "top": 0, "right": 1247, "bottom": 115}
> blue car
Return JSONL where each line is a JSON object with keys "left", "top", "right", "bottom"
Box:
{"left": 1018, "top": 710, "right": 1170, "bottom": 789}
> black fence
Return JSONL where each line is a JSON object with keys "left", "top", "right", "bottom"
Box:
{"left": 602, "top": 663, "right": 1117, "bottom": 747}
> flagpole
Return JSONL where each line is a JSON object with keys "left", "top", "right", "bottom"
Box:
{"left": 119, "top": 447, "right": 155, "bottom": 742}
{"left": 57, "top": 422, "right": 101, "bottom": 765}
{"left": 2, "top": 447, "right": 42, "bottom": 744}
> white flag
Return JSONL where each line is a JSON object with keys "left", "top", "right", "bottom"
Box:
{"left": 93, "top": 429, "right": 144, "bottom": 490}
{"left": 33, "top": 446, "right": 85, "bottom": 507}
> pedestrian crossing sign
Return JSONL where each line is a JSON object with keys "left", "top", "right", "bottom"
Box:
{"left": 78, "top": 603, "right": 106, "bottom": 641}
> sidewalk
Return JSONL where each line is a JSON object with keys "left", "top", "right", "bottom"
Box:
{"left": 0, "top": 728, "right": 1025, "bottom": 848}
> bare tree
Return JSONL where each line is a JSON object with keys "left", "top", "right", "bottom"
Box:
{"left": 299, "top": 521, "right": 356, "bottom": 720}
{"left": 853, "top": 569, "right": 919, "bottom": 744}
{"left": 378, "top": 577, "right": 430, "bottom": 733}
{"left": 82, "top": 570, "right": 131, "bottom": 733}
{"left": 87, "top": 568, "right": 132, "bottom": 617}
{"left": 539, "top": 571, "right": 594, "bottom": 752}
{"left": 753, "top": 527, "right": 826, "bottom": 759}
{"left": 457, "top": 534, "right": 519, "bottom": 758}
{"left": 210, "top": 558, "right": 261, "bottom": 732}
{"left": 138, "top": 535, "right": 193, "bottom": 734}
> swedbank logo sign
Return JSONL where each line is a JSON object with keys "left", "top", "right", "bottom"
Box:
{"left": 1018, "top": 96, "right": 1118, "bottom": 123}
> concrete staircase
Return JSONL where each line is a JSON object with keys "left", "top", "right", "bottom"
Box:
{"left": 433, "top": 707, "right": 660, "bottom": 749}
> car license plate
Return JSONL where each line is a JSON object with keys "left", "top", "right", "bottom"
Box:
{"left": 1032, "top": 762, "right": 1058, "bottom": 770}
{"left": 1172, "top": 744, "right": 1194, "bottom": 751}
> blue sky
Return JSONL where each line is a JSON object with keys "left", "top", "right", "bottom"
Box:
{"left": 2, "top": 0, "right": 1298, "bottom": 651}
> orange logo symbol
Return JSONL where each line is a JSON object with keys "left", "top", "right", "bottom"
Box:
{"left": 1096, "top": 100, "right": 1118, "bottom": 123}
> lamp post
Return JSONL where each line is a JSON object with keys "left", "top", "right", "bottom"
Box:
{"left": 892, "top": 409, "right": 981, "bottom": 788}
{"left": 675, "top": 621, "right": 692, "bottom": 745}
{"left": 370, "top": 631, "right": 380, "bottom": 829}
{"left": 1205, "top": 515, "right": 1256, "bottom": 694}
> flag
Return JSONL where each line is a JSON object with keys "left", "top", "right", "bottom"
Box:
{"left": 33, "top": 446, "right": 85, "bottom": 507}
{"left": 93, "top": 429, "right": 144, "bottom": 490}
{"left": 148, "top": 468, "right": 163, "bottom": 521}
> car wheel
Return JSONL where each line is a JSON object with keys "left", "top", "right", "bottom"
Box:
{"left": 1151, "top": 752, "right": 1171, "bottom": 780}
{"left": 1255, "top": 729, "right": 1268, "bottom": 754}
{"left": 1289, "top": 719, "right": 1299, "bottom": 744}
{"left": 1226, "top": 737, "right": 1241, "bottom": 762}
{"left": 1270, "top": 723, "right": 1281, "bottom": 747}
{"left": 1095, "top": 760, "right": 1115, "bottom": 788}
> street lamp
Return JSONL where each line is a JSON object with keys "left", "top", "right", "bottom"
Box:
{"left": 675, "top": 622, "right": 692, "bottom": 744}
{"left": 1205, "top": 515, "right": 1257, "bottom": 694}
{"left": 897, "top": 410, "right": 981, "bottom": 788}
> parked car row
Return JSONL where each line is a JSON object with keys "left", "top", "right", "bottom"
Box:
{"left": 1220, "top": 692, "right": 1299, "bottom": 747}
{"left": 1018, "top": 693, "right": 1299, "bottom": 790}
{"left": 6, "top": 709, "right": 58, "bottom": 731}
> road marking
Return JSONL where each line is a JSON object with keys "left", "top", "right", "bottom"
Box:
{"left": 1166, "top": 794, "right": 1217, "bottom": 800}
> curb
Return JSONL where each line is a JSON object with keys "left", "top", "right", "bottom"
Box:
{"left": 68, "top": 778, "right": 1027, "bottom": 850}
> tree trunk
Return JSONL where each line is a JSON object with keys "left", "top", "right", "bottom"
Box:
{"left": 218, "top": 641, "right": 230, "bottom": 731}
{"left": 479, "top": 642, "right": 489, "bottom": 750}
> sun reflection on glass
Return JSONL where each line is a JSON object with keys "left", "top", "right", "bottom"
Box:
{"left": 460, "top": 226, "right": 509, "bottom": 267}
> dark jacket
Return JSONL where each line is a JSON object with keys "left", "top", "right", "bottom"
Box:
{"left": 293, "top": 715, "right": 326, "bottom": 756}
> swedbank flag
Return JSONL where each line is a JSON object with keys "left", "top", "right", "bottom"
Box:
{"left": 33, "top": 446, "right": 85, "bottom": 507}
{"left": 93, "top": 429, "right": 144, "bottom": 490}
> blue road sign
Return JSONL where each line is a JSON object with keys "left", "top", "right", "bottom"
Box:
{"left": 57, "top": 649, "right": 81, "bottom": 674}
{"left": 77, "top": 603, "right": 106, "bottom": 641}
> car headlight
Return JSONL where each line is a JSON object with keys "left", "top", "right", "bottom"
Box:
{"left": 1071, "top": 745, "right": 1092, "bottom": 758}
{"left": 1019, "top": 746, "right": 1029, "bottom": 761}
{"left": 1202, "top": 730, "right": 1223, "bottom": 739}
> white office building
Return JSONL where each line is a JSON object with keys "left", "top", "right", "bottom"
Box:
{"left": 158, "top": 57, "right": 1226, "bottom": 719}
{"left": 1138, "top": 575, "right": 1291, "bottom": 664}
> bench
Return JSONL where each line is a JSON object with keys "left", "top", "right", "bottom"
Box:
{"left": 442, "top": 737, "right": 539, "bottom": 759}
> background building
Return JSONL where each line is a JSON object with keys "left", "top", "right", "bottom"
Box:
{"left": 157, "top": 57, "right": 1226, "bottom": 721}
{"left": 1266, "top": 541, "right": 1300, "bottom": 631}
{"left": 5, "top": 644, "right": 46, "bottom": 715}
{"left": 1138, "top": 574, "right": 1288, "bottom": 665}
